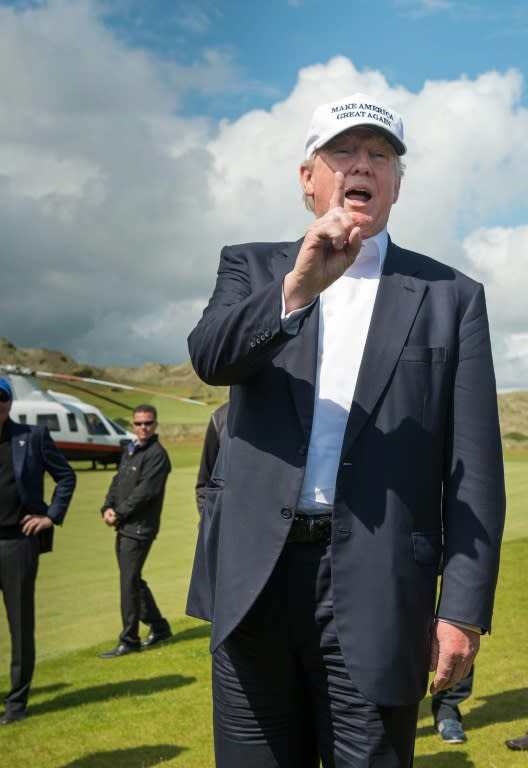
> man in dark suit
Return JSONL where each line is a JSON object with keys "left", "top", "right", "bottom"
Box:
{"left": 187, "top": 93, "right": 505, "bottom": 767}
{"left": 99, "top": 404, "right": 172, "bottom": 658}
{"left": 0, "top": 377, "right": 76, "bottom": 725}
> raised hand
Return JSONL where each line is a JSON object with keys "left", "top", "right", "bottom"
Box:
{"left": 283, "top": 171, "right": 362, "bottom": 312}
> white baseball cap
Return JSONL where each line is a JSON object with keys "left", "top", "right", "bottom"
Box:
{"left": 304, "top": 92, "right": 406, "bottom": 159}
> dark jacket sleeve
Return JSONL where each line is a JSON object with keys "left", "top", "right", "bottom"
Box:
{"left": 102, "top": 460, "right": 121, "bottom": 513}
{"left": 436, "top": 283, "right": 505, "bottom": 632}
{"left": 195, "top": 403, "right": 228, "bottom": 516}
{"left": 188, "top": 244, "right": 300, "bottom": 386}
{"left": 39, "top": 427, "right": 76, "bottom": 524}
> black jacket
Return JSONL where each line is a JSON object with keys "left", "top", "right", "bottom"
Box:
{"left": 102, "top": 435, "right": 171, "bottom": 540}
{"left": 195, "top": 402, "right": 228, "bottom": 517}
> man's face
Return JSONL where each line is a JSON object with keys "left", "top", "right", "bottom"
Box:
{"left": 0, "top": 392, "right": 12, "bottom": 428}
{"left": 300, "top": 128, "right": 401, "bottom": 239}
{"left": 132, "top": 410, "right": 157, "bottom": 444}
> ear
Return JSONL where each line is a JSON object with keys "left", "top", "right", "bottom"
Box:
{"left": 392, "top": 175, "right": 401, "bottom": 205}
{"left": 300, "top": 162, "right": 315, "bottom": 197}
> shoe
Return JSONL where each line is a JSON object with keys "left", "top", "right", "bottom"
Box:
{"left": 1, "top": 710, "right": 29, "bottom": 725}
{"left": 142, "top": 628, "right": 172, "bottom": 648}
{"left": 99, "top": 642, "right": 140, "bottom": 658}
{"left": 505, "top": 733, "right": 528, "bottom": 751}
{"left": 437, "top": 718, "right": 467, "bottom": 743}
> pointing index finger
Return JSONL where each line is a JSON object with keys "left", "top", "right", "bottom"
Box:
{"left": 329, "top": 171, "right": 345, "bottom": 210}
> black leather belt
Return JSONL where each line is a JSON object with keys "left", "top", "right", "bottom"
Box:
{"left": 286, "top": 513, "right": 332, "bottom": 544}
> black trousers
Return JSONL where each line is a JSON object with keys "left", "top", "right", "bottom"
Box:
{"left": 0, "top": 536, "right": 40, "bottom": 715}
{"left": 212, "top": 541, "right": 418, "bottom": 768}
{"left": 115, "top": 533, "right": 168, "bottom": 647}
{"left": 431, "top": 666, "right": 474, "bottom": 725}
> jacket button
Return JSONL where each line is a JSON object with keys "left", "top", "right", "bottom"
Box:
{"left": 280, "top": 508, "right": 293, "bottom": 519}
{"left": 249, "top": 338, "right": 256, "bottom": 348}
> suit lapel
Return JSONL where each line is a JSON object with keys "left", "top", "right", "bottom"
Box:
{"left": 341, "top": 242, "right": 427, "bottom": 457}
{"left": 10, "top": 422, "right": 29, "bottom": 484}
{"left": 273, "top": 240, "right": 319, "bottom": 440}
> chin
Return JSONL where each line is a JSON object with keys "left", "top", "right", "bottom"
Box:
{"left": 353, "top": 215, "right": 374, "bottom": 236}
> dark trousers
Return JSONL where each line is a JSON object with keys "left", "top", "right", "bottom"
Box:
{"left": 431, "top": 666, "right": 474, "bottom": 725}
{"left": 115, "top": 533, "right": 168, "bottom": 647}
{"left": 212, "top": 541, "right": 418, "bottom": 768}
{"left": 0, "top": 537, "right": 40, "bottom": 714}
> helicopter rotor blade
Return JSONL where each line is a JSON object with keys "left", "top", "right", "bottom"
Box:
{"left": 1, "top": 365, "right": 206, "bottom": 406}
{"left": 35, "top": 371, "right": 206, "bottom": 405}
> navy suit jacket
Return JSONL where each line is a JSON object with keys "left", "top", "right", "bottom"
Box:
{"left": 8, "top": 419, "right": 76, "bottom": 527}
{"left": 187, "top": 238, "right": 505, "bottom": 707}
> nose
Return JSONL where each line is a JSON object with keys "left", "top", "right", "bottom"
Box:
{"left": 347, "top": 147, "right": 372, "bottom": 175}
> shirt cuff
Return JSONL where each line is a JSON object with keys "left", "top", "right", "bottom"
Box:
{"left": 280, "top": 288, "right": 315, "bottom": 335}
{"left": 436, "top": 617, "right": 483, "bottom": 634}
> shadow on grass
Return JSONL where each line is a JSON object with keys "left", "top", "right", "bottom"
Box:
{"left": 29, "top": 674, "right": 195, "bottom": 717}
{"left": 57, "top": 744, "right": 187, "bottom": 767}
{"left": 415, "top": 754, "right": 474, "bottom": 767}
{"left": 417, "top": 686, "right": 528, "bottom": 738}
{"left": 31, "top": 682, "right": 71, "bottom": 696}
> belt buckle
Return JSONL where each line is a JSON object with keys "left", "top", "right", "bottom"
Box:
{"left": 289, "top": 513, "right": 331, "bottom": 543}
{"left": 312, "top": 516, "right": 331, "bottom": 542}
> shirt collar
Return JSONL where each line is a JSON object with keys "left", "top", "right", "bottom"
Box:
{"left": 344, "top": 228, "right": 388, "bottom": 278}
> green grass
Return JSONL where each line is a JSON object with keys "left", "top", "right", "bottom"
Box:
{"left": 1, "top": 448, "right": 527, "bottom": 767}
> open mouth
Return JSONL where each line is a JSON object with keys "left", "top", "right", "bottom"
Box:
{"left": 345, "top": 188, "right": 372, "bottom": 203}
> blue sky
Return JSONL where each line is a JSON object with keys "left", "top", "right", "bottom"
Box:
{"left": 0, "top": 0, "right": 527, "bottom": 387}
{"left": 100, "top": 0, "right": 528, "bottom": 119}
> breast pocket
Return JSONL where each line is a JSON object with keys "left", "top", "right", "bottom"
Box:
{"left": 394, "top": 347, "right": 449, "bottom": 431}
{"left": 399, "top": 346, "right": 448, "bottom": 364}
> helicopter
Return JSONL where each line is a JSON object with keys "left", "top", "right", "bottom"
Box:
{"left": 1, "top": 364, "right": 205, "bottom": 468}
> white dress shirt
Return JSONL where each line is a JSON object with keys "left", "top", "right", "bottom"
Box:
{"left": 282, "top": 229, "right": 388, "bottom": 512}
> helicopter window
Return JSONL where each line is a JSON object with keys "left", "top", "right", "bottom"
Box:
{"left": 37, "top": 414, "right": 60, "bottom": 431}
{"left": 85, "top": 413, "right": 110, "bottom": 436}
{"left": 67, "top": 413, "right": 78, "bottom": 432}
{"left": 106, "top": 416, "right": 128, "bottom": 436}
{"left": 17, "top": 414, "right": 27, "bottom": 424}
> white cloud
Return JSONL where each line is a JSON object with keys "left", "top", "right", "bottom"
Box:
{"left": 462, "top": 226, "right": 528, "bottom": 330}
{"left": 0, "top": 2, "right": 527, "bottom": 387}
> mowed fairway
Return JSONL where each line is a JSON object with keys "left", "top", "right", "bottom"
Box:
{"left": 1, "top": 446, "right": 527, "bottom": 768}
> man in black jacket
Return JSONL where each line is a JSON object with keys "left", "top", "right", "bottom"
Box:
{"left": 0, "top": 377, "right": 76, "bottom": 724}
{"left": 100, "top": 404, "right": 172, "bottom": 658}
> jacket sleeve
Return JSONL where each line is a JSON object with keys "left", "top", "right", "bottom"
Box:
{"left": 436, "top": 283, "right": 506, "bottom": 632}
{"left": 195, "top": 413, "right": 222, "bottom": 516}
{"left": 102, "top": 467, "right": 120, "bottom": 513}
{"left": 188, "top": 245, "right": 301, "bottom": 386}
{"left": 115, "top": 448, "right": 171, "bottom": 521}
{"left": 40, "top": 427, "right": 76, "bottom": 524}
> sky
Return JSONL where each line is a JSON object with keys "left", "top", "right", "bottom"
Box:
{"left": 0, "top": 0, "right": 527, "bottom": 389}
